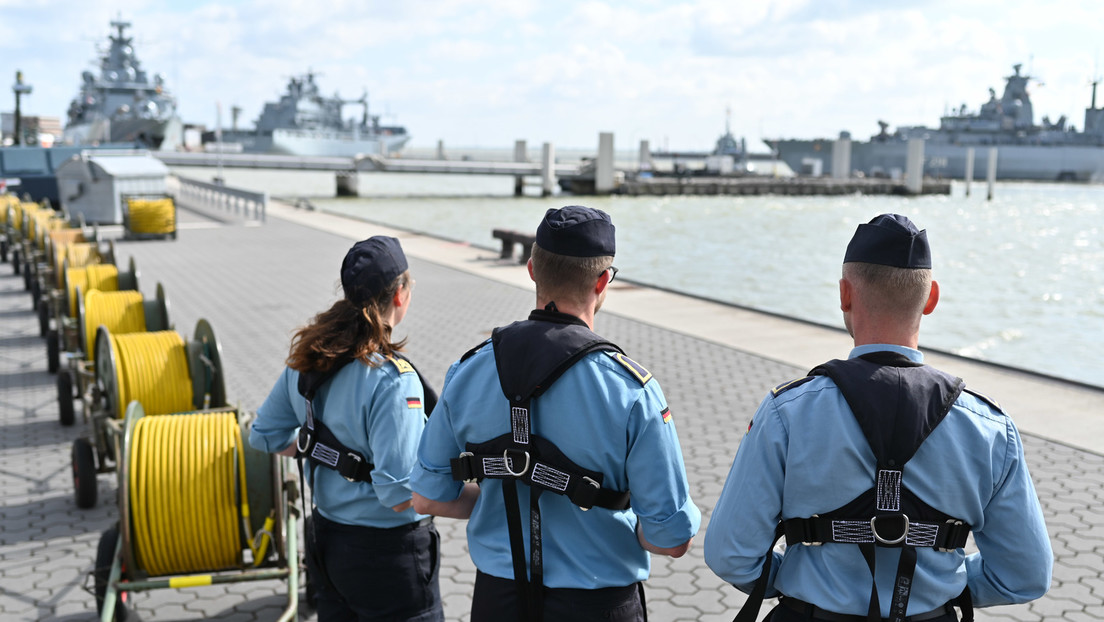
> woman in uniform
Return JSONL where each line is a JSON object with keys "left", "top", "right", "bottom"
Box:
{"left": 249, "top": 236, "right": 443, "bottom": 622}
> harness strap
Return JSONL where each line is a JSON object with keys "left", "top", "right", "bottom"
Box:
{"left": 297, "top": 399, "right": 375, "bottom": 483}
{"left": 502, "top": 478, "right": 530, "bottom": 622}
{"left": 732, "top": 522, "right": 785, "bottom": 622}
{"left": 782, "top": 516, "right": 971, "bottom": 550}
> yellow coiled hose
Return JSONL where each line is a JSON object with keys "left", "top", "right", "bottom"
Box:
{"left": 109, "top": 331, "right": 194, "bottom": 420}
{"left": 129, "top": 411, "right": 261, "bottom": 576}
{"left": 126, "top": 198, "right": 175, "bottom": 235}
{"left": 66, "top": 264, "right": 119, "bottom": 318}
{"left": 83, "top": 290, "right": 146, "bottom": 358}
{"left": 49, "top": 230, "right": 86, "bottom": 284}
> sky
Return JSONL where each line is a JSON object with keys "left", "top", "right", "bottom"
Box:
{"left": 2, "top": 0, "right": 1102, "bottom": 152}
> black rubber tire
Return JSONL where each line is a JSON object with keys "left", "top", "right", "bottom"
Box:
{"left": 72, "top": 438, "right": 98, "bottom": 508}
{"left": 57, "top": 370, "right": 75, "bottom": 426}
{"left": 94, "top": 523, "right": 129, "bottom": 622}
{"left": 11, "top": 248, "right": 19, "bottom": 275}
{"left": 22, "top": 258, "right": 32, "bottom": 291}
{"left": 1, "top": 238, "right": 8, "bottom": 262}
{"left": 38, "top": 298, "right": 49, "bottom": 338}
{"left": 47, "top": 329, "right": 59, "bottom": 374}
{"left": 31, "top": 277, "right": 40, "bottom": 312}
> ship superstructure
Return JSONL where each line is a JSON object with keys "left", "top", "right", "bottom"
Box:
{"left": 62, "top": 19, "right": 182, "bottom": 150}
{"left": 216, "top": 72, "right": 409, "bottom": 157}
{"left": 770, "top": 64, "right": 1104, "bottom": 181}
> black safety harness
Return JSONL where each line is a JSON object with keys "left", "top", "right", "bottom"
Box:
{"left": 296, "top": 353, "right": 437, "bottom": 483}
{"left": 449, "top": 309, "right": 635, "bottom": 622}
{"left": 734, "top": 351, "right": 975, "bottom": 622}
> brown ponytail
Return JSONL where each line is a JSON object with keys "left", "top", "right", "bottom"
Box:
{"left": 286, "top": 271, "right": 410, "bottom": 373}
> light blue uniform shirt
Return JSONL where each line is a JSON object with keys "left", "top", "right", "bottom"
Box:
{"left": 411, "top": 342, "right": 701, "bottom": 589}
{"left": 250, "top": 354, "right": 430, "bottom": 528}
{"left": 705, "top": 344, "right": 1052, "bottom": 615}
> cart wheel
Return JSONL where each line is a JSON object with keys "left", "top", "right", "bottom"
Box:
{"left": 31, "top": 277, "right": 40, "bottom": 309}
{"left": 72, "top": 438, "right": 98, "bottom": 508}
{"left": 23, "top": 260, "right": 32, "bottom": 291}
{"left": 1, "top": 238, "right": 8, "bottom": 262}
{"left": 58, "top": 371, "right": 75, "bottom": 426}
{"left": 38, "top": 298, "right": 50, "bottom": 338}
{"left": 11, "top": 248, "right": 19, "bottom": 275}
{"left": 94, "top": 523, "right": 129, "bottom": 622}
{"left": 47, "top": 329, "right": 60, "bottom": 374}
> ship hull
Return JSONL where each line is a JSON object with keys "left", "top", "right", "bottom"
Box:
{"left": 268, "top": 129, "right": 410, "bottom": 157}
{"left": 63, "top": 116, "right": 183, "bottom": 150}
{"left": 771, "top": 139, "right": 1104, "bottom": 182}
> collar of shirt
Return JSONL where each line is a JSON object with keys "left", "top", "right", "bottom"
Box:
{"left": 848, "top": 343, "right": 923, "bottom": 363}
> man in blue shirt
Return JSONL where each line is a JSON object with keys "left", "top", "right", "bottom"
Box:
{"left": 411, "top": 205, "right": 700, "bottom": 622}
{"left": 705, "top": 214, "right": 1052, "bottom": 622}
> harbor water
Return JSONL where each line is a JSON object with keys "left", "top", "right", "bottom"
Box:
{"left": 182, "top": 167, "right": 1104, "bottom": 388}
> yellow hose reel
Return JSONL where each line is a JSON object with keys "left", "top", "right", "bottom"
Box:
{"left": 73, "top": 319, "right": 227, "bottom": 509}
{"left": 94, "top": 404, "right": 297, "bottom": 622}
{"left": 55, "top": 283, "right": 173, "bottom": 426}
{"left": 123, "top": 196, "right": 177, "bottom": 239}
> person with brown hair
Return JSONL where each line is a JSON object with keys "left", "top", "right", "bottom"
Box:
{"left": 249, "top": 236, "right": 443, "bottom": 622}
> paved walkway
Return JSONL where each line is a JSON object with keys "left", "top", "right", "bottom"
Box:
{"left": 1, "top": 198, "right": 1101, "bottom": 621}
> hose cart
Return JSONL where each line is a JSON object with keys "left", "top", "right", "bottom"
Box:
{"left": 56, "top": 282, "right": 171, "bottom": 427}
{"left": 92, "top": 402, "right": 300, "bottom": 622}
{"left": 122, "top": 195, "right": 177, "bottom": 240}
{"left": 20, "top": 202, "right": 68, "bottom": 295}
{"left": 46, "top": 253, "right": 134, "bottom": 373}
{"left": 72, "top": 319, "right": 225, "bottom": 509}
{"left": 0, "top": 192, "right": 21, "bottom": 262}
{"left": 35, "top": 227, "right": 102, "bottom": 337}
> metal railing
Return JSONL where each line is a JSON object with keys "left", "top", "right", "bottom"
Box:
{"left": 170, "top": 175, "right": 267, "bottom": 222}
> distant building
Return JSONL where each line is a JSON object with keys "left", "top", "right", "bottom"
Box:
{"left": 2, "top": 113, "right": 64, "bottom": 146}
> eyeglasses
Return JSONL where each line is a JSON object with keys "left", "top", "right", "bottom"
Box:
{"left": 604, "top": 266, "right": 619, "bottom": 283}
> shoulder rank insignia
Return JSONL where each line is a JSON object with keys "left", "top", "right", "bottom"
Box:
{"left": 771, "top": 375, "right": 814, "bottom": 396}
{"left": 388, "top": 356, "right": 415, "bottom": 375}
{"left": 964, "top": 388, "right": 1003, "bottom": 413}
{"left": 611, "top": 352, "right": 652, "bottom": 385}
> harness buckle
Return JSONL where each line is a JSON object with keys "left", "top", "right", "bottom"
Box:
{"left": 343, "top": 453, "right": 362, "bottom": 483}
{"left": 502, "top": 449, "right": 530, "bottom": 478}
{"left": 938, "top": 519, "right": 965, "bottom": 552}
{"left": 802, "top": 514, "right": 822, "bottom": 546}
{"left": 871, "top": 514, "right": 909, "bottom": 545}
{"left": 577, "top": 476, "right": 600, "bottom": 512}
{"left": 296, "top": 429, "right": 311, "bottom": 455}
{"left": 458, "top": 452, "right": 478, "bottom": 483}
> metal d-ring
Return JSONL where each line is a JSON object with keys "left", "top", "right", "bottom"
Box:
{"left": 503, "top": 449, "right": 530, "bottom": 477}
{"left": 871, "top": 514, "right": 909, "bottom": 545}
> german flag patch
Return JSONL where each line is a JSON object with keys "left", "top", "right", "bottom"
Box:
{"left": 661, "top": 407, "right": 672, "bottom": 424}
{"left": 611, "top": 352, "right": 653, "bottom": 385}
{"left": 407, "top": 397, "right": 423, "bottom": 409}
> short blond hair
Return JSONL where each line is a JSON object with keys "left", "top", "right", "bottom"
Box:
{"left": 531, "top": 244, "right": 613, "bottom": 307}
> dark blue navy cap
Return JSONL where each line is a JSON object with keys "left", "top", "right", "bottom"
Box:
{"left": 341, "top": 236, "right": 408, "bottom": 303}
{"left": 844, "top": 213, "right": 931, "bottom": 269}
{"left": 535, "top": 205, "right": 616, "bottom": 257}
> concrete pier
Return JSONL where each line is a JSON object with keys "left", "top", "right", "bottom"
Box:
{"left": 1, "top": 196, "right": 1101, "bottom": 620}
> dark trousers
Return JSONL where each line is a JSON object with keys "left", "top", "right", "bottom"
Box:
{"left": 770, "top": 597, "right": 958, "bottom": 622}
{"left": 470, "top": 570, "right": 646, "bottom": 622}
{"left": 308, "top": 512, "right": 444, "bottom": 622}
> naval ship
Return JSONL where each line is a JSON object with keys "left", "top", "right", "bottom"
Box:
{"left": 213, "top": 72, "right": 410, "bottom": 157}
{"left": 62, "top": 19, "right": 183, "bottom": 150}
{"left": 769, "top": 64, "right": 1104, "bottom": 182}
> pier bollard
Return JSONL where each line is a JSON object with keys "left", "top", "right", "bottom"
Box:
{"left": 964, "top": 147, "right": 975, "bottom": 197}
{"left": 905, "top": 139, "right": 925, "bottom": 194}
{"left": 514, "top": 140, "right": 527, "bottom": 197}
{"left": 986, "top": 148, "right": 998, "bottom": 201}
{"left": 831, "top": 136, "right": 851, "bottom": 179}
{"left": 596, "top": 132, "right": 615, "bottom": 195}
{"left": 541, "top": 143, "right": 555, "bottom": 197}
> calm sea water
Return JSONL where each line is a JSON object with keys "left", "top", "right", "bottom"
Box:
{"left": 183, "top": 166, "right": 1103, "bottom": 388}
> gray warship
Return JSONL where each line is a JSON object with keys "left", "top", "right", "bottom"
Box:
{"left": 770, "top": 64, "right": 1104, "bottom": 182}
{"left": 62, "top": 19, "right": 183, "bottom": 150}
{"left": 214, "top": 72, "right": 410, "bottom": 157}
